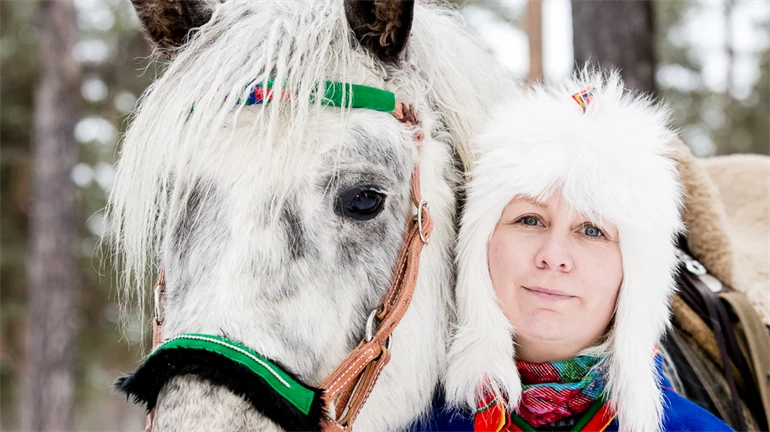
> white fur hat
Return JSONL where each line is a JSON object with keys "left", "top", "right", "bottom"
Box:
{"left": 444, "top": 70, "right": 684, "bottom": 432}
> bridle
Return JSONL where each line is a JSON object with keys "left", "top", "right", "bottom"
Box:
{"left": 138, "top": 91, "right": 433, "bottom": 431}
{"left": 319, "top": 101, "right": 430, "bottom": 431}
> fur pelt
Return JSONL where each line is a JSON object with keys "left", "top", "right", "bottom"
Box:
{"left": 673, "top": 148, "right": 770, "bottom": 326}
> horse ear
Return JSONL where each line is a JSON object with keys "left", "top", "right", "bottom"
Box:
{"left": 130, "top": 0, "right": 219, "bottom": 53}
{"left": 345, "top": 0, "right": 415, "bottom": 64}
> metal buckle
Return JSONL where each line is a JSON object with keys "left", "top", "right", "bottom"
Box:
{"left": 154, "top": 283, "right": 165, "bottom": 324}
{"left": 675, "top": 248, "right": 722, "bottom": 292}
{"left": 685, "top": 259, "right": 707, "bottom": 276}
{"left": 675, "top": 248, "right": 707, "bottom": 276}
{"left": 364, "top": 309, "right": 392, "bottom": 350}
{"left": 416, "top": 200, "right": 429, "bottom": 244}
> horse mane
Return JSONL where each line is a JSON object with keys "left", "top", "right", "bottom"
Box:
{"left": 106, "top": 0, "right": 510, "bottom": 330}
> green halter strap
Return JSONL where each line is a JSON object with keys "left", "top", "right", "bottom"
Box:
{"left": 115, "top": 333, "right": 324, "bottom": 431}
{"left": 155, "top": 334, "right": 317, "bottom": 414}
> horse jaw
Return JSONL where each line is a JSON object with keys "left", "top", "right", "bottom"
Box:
{"left": 154, "top": 377, "right": 283, "bottom": 431}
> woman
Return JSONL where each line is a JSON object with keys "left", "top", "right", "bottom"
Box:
{"left": 420, "top": 71, "right": 732, "bottom": 431}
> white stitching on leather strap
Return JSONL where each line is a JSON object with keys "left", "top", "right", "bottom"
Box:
{"left": 327, "top": 346, "right": 377, "bottom": 394}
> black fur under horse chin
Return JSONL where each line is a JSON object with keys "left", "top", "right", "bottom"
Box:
{"left": 114, "top": 347, "right": 324, "bottom": 431}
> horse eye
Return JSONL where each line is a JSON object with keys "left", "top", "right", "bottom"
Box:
{"left": 337, "top": 188, "right": 387, "bottom": 221}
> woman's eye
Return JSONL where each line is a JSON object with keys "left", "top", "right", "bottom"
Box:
{"left": 582, "top": 225, "right": 603, "bottom": 237}
{"left": 520, "top": 216, "right": 540, "bottom": 226}
{"left": 337, "top": 188, "right": 387, "bottom": 221}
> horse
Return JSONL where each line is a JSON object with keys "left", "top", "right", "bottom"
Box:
{"left": 108, "top": 0, "right": 512, "bottom": 430}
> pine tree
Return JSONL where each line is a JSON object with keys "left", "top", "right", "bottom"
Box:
{"left": 20, "top": 0, "right": 81, "bottom": 428}
{"left": 572, "top": 0, "right": 656, "bottom": 95}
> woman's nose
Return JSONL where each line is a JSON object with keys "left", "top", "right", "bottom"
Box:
{"left": 534, "top": 232, "right": 574, "bottom": 272}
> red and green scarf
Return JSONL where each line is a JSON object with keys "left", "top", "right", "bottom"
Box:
{"left": 474, "top": 356, "right": 615, "bottom": 432}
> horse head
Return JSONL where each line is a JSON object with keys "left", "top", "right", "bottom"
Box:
{"left": 109, "top": 0, "right": 510, "bottom": 430}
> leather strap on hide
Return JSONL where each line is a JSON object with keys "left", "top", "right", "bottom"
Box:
{"left": 680, "top": 270, "right": 747, "bottom": 431}
{"left": 676, "top": 243, "right": 750, "bottom": 431}
{"left": 318, "top": 102, "right": 432, "bottom": 431}
{"left": 719, "top": 291, "right": 770, "bottom": 428}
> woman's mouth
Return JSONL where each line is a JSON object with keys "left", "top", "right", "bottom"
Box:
{"left": 522, "top": 286, "right": 576, "bottom": 301}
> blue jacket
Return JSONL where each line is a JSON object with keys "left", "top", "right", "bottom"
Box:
{"left": 412, "top": 358, "right": 732, "bottom": 432}
{"left": 412, "top": 388, "right": 732, "bottom": 431}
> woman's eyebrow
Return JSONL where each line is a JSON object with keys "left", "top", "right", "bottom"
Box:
{"left": 520, "top": 197, "right": 548, "bottom": 209}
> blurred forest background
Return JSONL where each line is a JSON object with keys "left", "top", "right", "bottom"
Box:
{"left": 0, "top": 0, "right": 767, "bottom": 430}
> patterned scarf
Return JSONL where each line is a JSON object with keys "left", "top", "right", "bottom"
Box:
{"left": 515, "top": 356, "right": 606, "bottom": 427}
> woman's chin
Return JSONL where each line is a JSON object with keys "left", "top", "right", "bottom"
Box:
{"left": 518, "top": 309, "right": 573, "bottom": 342}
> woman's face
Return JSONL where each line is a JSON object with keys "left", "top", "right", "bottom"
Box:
{"left": 488, "top": 191, "right": 623, "bottom": 362}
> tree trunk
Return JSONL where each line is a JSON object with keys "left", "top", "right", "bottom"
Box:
{"left": 526, "top": 0, "right": 543, "bottom": 82}
{"left": 720, "top": 0, "right": 736, "bottom": 154}
{"left": 20, "top": 0, "right": 81, "bottom": 430}
{"left": 571, "top": 0, "right": 656, "bottom": 95}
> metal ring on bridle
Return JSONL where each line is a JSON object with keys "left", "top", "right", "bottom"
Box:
{"left": 417, "top": 200, "right": 429, "bottom": 244}
{"left": 364, "top": 309, "right": 392, "bottom": 350}
{"left": 154, "top": 284, "right": 164, "bottom": 323}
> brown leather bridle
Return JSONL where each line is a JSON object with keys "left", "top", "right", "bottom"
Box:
{"left": 147, "top": 101, "right": 433, "bottom": 432}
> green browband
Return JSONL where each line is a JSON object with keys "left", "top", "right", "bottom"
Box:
{"left": 155, "top": 333, "right": 317, "bottom": 415}
{"left": 243, "top": 79, "right": 397, "bottom": 113}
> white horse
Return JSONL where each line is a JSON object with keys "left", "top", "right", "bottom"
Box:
{"left": 109, "top": 0, "right": 510, "bottom": 430}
